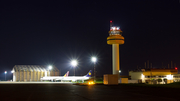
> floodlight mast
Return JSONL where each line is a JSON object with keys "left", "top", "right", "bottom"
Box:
{"left": 107, "top": 21, "right": 124, "bottom": 75}
{"left": 4, "top": 71, "right": 7, "bottom": 81}
{"left": 48, "top": 65, "right": 52, "bottom": 76}
{"left": 91, "top": 57, "right": 97, "bottom": 82}
{"left": 71, "top": 60, "right": 78, "bottom": 76}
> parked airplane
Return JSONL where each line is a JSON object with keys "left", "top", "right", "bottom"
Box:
{"left": 40, "top": 70, "right": 92, "bottom": 82}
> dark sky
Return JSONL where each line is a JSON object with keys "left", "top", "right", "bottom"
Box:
{"left": 0, "top": 0, "right": 180, "bottom": 80}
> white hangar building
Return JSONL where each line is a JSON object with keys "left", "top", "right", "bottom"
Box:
{"left": 12, "top": 65, "right": 60, "bottom": 82}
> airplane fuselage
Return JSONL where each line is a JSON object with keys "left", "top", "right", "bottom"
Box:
{"left": 40, "top": 76, "right": 90, "bottom": 82}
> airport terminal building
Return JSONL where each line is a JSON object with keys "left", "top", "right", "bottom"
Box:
{"left": 129, "top": 68, "right": 180, "bottom": 84}
{"left": 12, "top": 65, "right": 60, "bottom": 82}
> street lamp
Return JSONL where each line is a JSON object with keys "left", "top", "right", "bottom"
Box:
{"left": 91, "top": 57, "right": 97, "bottom": 82}
{"left": 71, "top": 60, "right": 78, "bottom": 76}
{"left": 48, "top": 65, "right": 52, "bottom": 76}
{"left": 11, "top": 70, "right": 14, "bottom": 82}
{"left": 4, "top": 71, "right": 7, "bottom": 81}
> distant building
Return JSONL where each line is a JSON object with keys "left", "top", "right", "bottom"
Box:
{"left": 12, "top": 65, "right": 60, "bottom": 82}
{"left": 129, "top": 68, "right": 180, "bottom": 84}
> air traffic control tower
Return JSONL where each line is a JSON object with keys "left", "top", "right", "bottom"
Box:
{"left": 107, "top": 21, "right": 124, "bottom": 75}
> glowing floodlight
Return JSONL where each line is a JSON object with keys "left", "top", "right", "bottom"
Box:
{"left": 71, "top": 60, "right": 78, "bottom": 67}
{"left": 48, "top": 65, "right": 52, "bottom": 70}
{"left": 91, "top": 57, "right": 97, "bottom": 63}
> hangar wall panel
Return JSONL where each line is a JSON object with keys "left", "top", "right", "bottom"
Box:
{"left": 27, "top": 71, "right": 30, "bottom": 81}
{"left": 55, "top": 72, "right": 59, "bottom": 76}
{"left": 37, "top": 71, "right": 40, "bottom": 81}
{"left": 30, "top": 71, "right": 33, "bottom": 81}
{"left": 34, "top": 71, "right": 36, "bottom": 81}
{"left": 24, "top": 71, "right": 27, "bottom": 82}
{"left": 20, "top": 71, "right": 24, "bottom": 81}
{"left": 16, "top": 72, "right": 19, "bottom": 82}
{"left": 50, "top": 71, "right": 54, "bottom": 76}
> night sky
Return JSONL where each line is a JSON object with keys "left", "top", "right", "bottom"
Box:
{"left": 0, "top": 0, "right": 180, "bottom": 80}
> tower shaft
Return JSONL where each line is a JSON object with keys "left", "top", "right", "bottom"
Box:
{"left": 112, "top": 44, "right": 119, "bottom": 74}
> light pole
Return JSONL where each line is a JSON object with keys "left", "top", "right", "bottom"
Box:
{"left": 71, "top": 60, "right": 78, "bottom": 76}
{"left": 11, "top": 70, "right": 14, "bottom": 82}
{"left": 119, "top": 70, "right": 121, "bottom": 77}
{"left": 4, "top": 71, "right": 7, "bottom": 81}
{"left": 91, "top": 57, "right": 97, "bottom": 82}
{"left": 48, "top": 65, "right": 52, "bottom": 76}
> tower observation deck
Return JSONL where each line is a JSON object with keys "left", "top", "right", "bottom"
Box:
{"left": 107, "top": 21, "right": 124, "bottom": 75}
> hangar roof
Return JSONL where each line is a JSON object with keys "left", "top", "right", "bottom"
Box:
{"left": 13, "top": 65, "right": 59, "bottom": 72}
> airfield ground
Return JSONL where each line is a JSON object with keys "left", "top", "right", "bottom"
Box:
{"left": 0, "top": 82, "right": 179, "bottom": 101}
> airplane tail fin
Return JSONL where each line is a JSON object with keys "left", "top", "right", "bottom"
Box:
{"left": 64, "top": 71, "right": 69, "bottom": 77}
{"left": 85, "top": 70, "right": 92, "bottom": 77}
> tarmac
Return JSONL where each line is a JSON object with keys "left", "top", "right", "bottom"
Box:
{"left": 0, "top": 82, "right": 179, "bottom": 101}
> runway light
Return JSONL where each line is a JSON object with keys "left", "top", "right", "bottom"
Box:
{"left": 88, "top": 81, "right": 95, "bottom": 85}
